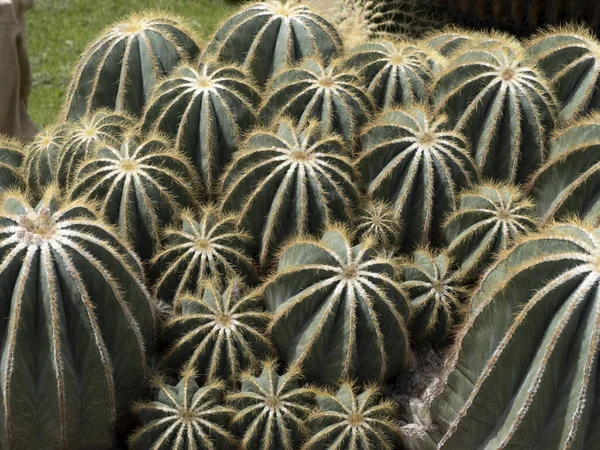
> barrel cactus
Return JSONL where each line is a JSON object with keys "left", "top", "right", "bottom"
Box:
{"left": 423, "top": 28, "right": 514, "bottom": 57}
{"left": 304, "top": 382, "right": 401, "bottom": 450}
{"left": 264, "top": 227, "right": 411, "bottom": 385}
{"left": 444, "top": 182, "right": 538, "bottom": 279}
{"left": 64, "top": 13, "right": 200, "bottom": 121}
{"left": 131, "top": 371, "right": 237, "bottom": 450}
{"left": 260, "top": 58, "right": 373, "bottom": 148}
{"left": 228, "top": 361, "right": 315, "bottom": 450}
{"left": 206, "top": 0, "right": 342, "bottom": 87}
{"left": 431, "top": 41, "right": 558, "bottom": 183}
{"left": 152, "top": 204, "right": 256, "bottom": 304}
{"left": 0, "top": 189, "right": 155, "bottom": 450}
{"left": 344, "top": 40, "right": 432, "bottom": 109}
{"left": 70, "top": 133, "right": 199, "bottom": 260}
{"left": 164, "top": 278, "right": 272, "bottom": 384}
{"left": 358, "top": 105, "right": 477, "bottom": 249}
{"left": 0, "top": 136, "right": 25, "bottom": 191}
{"left": 58, "top": 110, "right": 132, "bottom": 189}
{"left": 355, "top": 200, "right": 400, "bottom": 250}
{"left": 221, "top": 120, "right": 360, "bottom": 268}
{"left": 142, "top": 61, "right": 260, "bottom": 196}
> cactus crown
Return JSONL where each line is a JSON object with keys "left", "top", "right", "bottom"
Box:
{"left": 355, "top": 200, "right": 400, "bottom": 250}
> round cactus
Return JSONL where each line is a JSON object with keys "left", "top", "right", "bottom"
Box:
{"left": 444, "top": 182, "right": 538, "bottom": 280}
{"left": 264, "top": 227, "right": 411, "bottom": 385}
{"left": 228, "top": 361, "right": 315, "bottom": 450}
{"left": 355, "top": 200, "right": 400, "bottom": 250}
{"left": 70, "top": 133, "right": 199, "bottom": 260}
{"left": 0, "top": 189, "right": 155, "bottom": 450}
{"left": 131, "top": 371, "right": 237, "bottom": 450}
{"left": 344, "top": 40, "right": 433, "bottom": 109}
{"left": 431, "top": 41, "right": 558, "bottom": 183}
{"left": 152, "top": 204, "right": 256, "bottom": 304}
{"left": 58, "top": 110, "right": 132, "bottom": 189}
{"left": 206, "top": 0, "right": 342, "bottom": 87}
{"left": 164, "top": 278, "right": 272, "bottom": 385}
{"left": 221, "top": 120, "right": 360, "bottom": 268}
{"left": 260, "top": 58, "right": 373, "bottom": 148}
{"left": 0, "top": 136, "right": 25, "bottom": 191}
{"left": 303, "top": 382, "right": 401, "bottom": 450}
{"left": 142, "top": 61, "right": 260, "bottom": 196}
{"left": 64, "top": 13, "right": 200, "bottom": 121}
{"left": 358, "top": 105, "right": 477, "bottom": 250}
{"left": 423, "top": 27, "right": 515, "bottom": 57}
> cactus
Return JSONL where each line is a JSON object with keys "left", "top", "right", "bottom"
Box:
{"left": 69, "top": 133, "right": 199, "bottom": 260}
{"left": 260, "top": 58, "right": 373, "bottom": 149}
{"left": 412, "top": 221, "right": 600, "bottom": 449}
{"left": 206, "top": 0, "right": 342, "bottom": 87}
{"left": 355, "top": 200, "right": 400, "bottom": 251}
{"left": 228, "top": 361, "right": 315, "bottom": 450}
{"left": 64, "top": 13, "right": 200, "bottom": 121}
{"left": 423, "top": 27, "right": 516, "bottom": 57}
{"left": 401, "top": 249, "right": 466, "bottom": 345}
{"left": 0, "top": 136, "right": 25, "bottom": 191}
{"left": 0, "top": 188, "right": 155, "bottom": 450}
{"left": 142, "top": 61, "right": 260, "bottom": 196}
{"left": 526, "top": 27, "right": 600, "bottom": 123}
{"left": 358, "top": 105, "right": 477, "bottom": 250}
{"left": 303, "top": 382, "right": 400, "bottom": 450}
{"left": 432, "top": 40, "right": 558, "bottom": 183}
{"left": 264, "top": 227, "right": 411, "bottom": 385}
{"left": 344, "top": 40, "right": 432, "bottom": 109}
{"left": 444, "top": 183, "right": 538, "bottom": 280}
{"left": 131, "top": 371, "right": 237, "bottom": 450}
{"left": 152, "top": 204, "right": 256, "bottom": 304}
{"left": 164, "top": 278, "right": 272, "bottom": 384}
{"left": 221, "top": 120, "right": 360, "bottom": 268}
{"left": 58, "top": 110, "right": 132, "bottom": 189}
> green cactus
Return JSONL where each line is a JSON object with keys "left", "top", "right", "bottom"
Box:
{"left": 423, "top": 27, "right": 514, "bottom": 57}
{"left": 303, "top": 382, "right": 401, "bottom": 450}
{"left": 355, "top": 200, "right": 400, "bottom": 251}
{"left": 344, "top": 40, "right": 433, "bottom": 109}
{"left": 358, "top": 105, "right": 477, "bottom": 250}
{"left": 64, "top": 13, "right": 200, "bottom": 121}
{"left": 228, "top": 361, "right": 315, "bottom": 450}
{"left": 152, "top": 204, "right": 256, "bottom": 304}
{"left": 142, "top": 61, "right": 260, "bottom": 196}
{"left": 221, "top": 120, "right": 360, "bottom": 268}
{"left": 206, "top": 0, "right": 343, "bottom": 87}
{"left": 0, "top": 136, "right": 25, "bottom": 191}
{"left": 69, "top": 133, "right": 199, "bottom": 260}
{"left": 0, "top": 188, "right": 155, "bottom": 450}
{"left": 130, "top": 371, "right": 237, "bottom": 450}
{"left": 264, "top": 227, "right": 411, "bottom": 385}
{"left": 164, "top": 278, "right": 272, "bottom": 385}
{"left": 431, "top": 40, "right": 558, "bottom": 183}
{"left": 260, "top": 58, "right": 373, "bottom": 149}
{"left": 444, "top": 182, "right": 538, "bottom": 280}
{"left": 58, "top": 110, "right": 132, "bottom": 189}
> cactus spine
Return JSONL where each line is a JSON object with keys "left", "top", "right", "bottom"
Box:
{"left": 0, "top": 137, "right": 25, "bottom": 191}
{"left": 355, "top": 200, "right": 400, "bottom": 251}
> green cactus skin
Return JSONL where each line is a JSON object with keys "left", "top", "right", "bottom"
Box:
{"left": 130, "top": 372, "right": 237, "bottom": 450}
{"left": 414, "top": 222, "right": 600, "bottom": 450}
{"left": 431, "top": 41, "right": 558, "bottom": 183}
{"left": 0, "top": 189, "right": 155, "bottom": 450}
{"left": 260, "top": 58, "right": 373, "bottom": 149}
{"left": 221, "top": 120, "right": 360, "bottom": 268}
{"left": 526, "top": 27, "right": 600, "bottom": 123}
{"left": 152, "top": 205, "right": 256, "bottom": 304}
{"left": 58, "top": 110, "right": 132, "bottom": 190}
{"left": 264, "top": 227, "right": 411, "bottom": 385}
{"left": 443, "top": 183, "right": 538, "bottom": 280}
{"left": 142, "top": 61, "right": 260, "bottom": 196}
{"left": 205, "top": 0, "right": 343, "bottom": 88}
{"left": 422, "top": 27, "right": 514, "bottom": 57}
{"left": 401, "top": 249, "right": 467, "bottom": 346}
{"left": 0, "top": 136, "right": 25, "bottom": 191}
{"left": 358, "top": 105, "right": 477, "bottom": 250}
{"left": 64, "top": 14, "right": 200, "bottom": 121}
{"left": 527, "top": 113, "right": 600, "bottom": 226}
{"left": 164, "top": 279, "right": 272, "bottom": 385}
{"left": 355, "top": 200, "right": 400, "bottom": 251}
{"left": 344, "top": 40, "right": 432, "bottom": 109}
{"left": 228, "top": 361, "right": 315, "bottom": 450}
{"left": 69, "top": 133, "right": 199, "bottom": 261}
{"left": 303, "top": 382, "right": 401, "bottom": 450}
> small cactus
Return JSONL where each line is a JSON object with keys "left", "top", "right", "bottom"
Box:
{"left": 423, "top": 27, "right": 515, "bottom": 57}
{"left": 0, "top": 136, "right": 25, "bottom": 191}
{"left": 355, "top": 199, "right": 400, "bottom": 250}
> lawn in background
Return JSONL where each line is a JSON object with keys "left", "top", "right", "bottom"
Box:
{"left": 26, "top": 0, "right": 238, "bottom": 126}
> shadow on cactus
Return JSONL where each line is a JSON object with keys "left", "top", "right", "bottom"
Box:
{"left": 0, "top": 136, "right": 25, "bottom": 191}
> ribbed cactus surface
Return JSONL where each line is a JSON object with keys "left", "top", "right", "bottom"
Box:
{"left": 0, "top": 137, "right": 25, "bottom": 191}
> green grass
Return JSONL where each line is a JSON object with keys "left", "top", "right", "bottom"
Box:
{"left": 26, "top": 0, "right": 238, "bottom": 127}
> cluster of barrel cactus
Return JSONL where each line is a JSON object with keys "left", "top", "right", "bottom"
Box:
{"left": 4, "top": 1, "right": 600, "bottom": 449}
